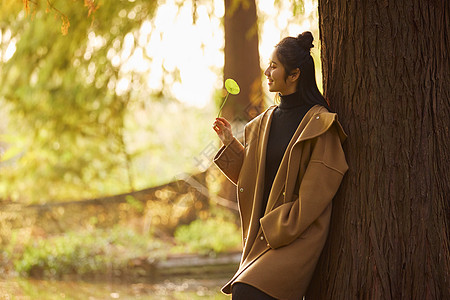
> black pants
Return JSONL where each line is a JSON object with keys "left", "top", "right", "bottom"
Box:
{"left": 232, "top": 282, "right": 278, "bottom": 300}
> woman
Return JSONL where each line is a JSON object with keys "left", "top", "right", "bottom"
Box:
{"left": 212, "top": 32, "right": 348, "bottom": 300}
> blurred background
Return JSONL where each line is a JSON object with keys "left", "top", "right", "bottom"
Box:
{"left": 0, "top": 0, "right": 321, "bottom": 298}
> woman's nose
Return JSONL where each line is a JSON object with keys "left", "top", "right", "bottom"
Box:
{"left": 264, "top": 67, "right": 270, "bottom": 77}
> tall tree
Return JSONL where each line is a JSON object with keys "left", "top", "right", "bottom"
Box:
{"left": 223, "top": 0, "right": 263, "bottom": 121}
{"left": 219, "top": 0, "right": 263, "bottom": 203}
{"left": 307, "top": 1, "right": 449, "bottom": 298}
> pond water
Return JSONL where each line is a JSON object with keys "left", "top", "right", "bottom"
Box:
{"left": 0, "top": 277, "right": 230, "bottom": 299}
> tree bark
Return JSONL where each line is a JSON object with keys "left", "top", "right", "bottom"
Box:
{"left": 307, "top": 1, "right": 450, "bottom": 299}
{"left": 219, "top": 0, "right": 263, "bottom": 204}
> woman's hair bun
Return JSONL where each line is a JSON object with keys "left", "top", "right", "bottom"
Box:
{"left": 296, "top": 31, "right": 314, "bottom": 51}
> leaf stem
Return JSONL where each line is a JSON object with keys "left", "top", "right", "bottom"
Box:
{"left": 217, "top": 92, "right": 230, "bottom": 118}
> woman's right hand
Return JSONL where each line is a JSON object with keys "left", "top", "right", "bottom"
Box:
{"left": 212, "top": 117, "right": 234, "bottom": 146}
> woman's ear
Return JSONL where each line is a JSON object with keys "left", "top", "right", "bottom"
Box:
{"left": 290, "top": 68, "right": 300, "bottom": 82}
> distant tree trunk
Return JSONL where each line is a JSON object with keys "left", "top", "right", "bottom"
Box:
{"left": 223, "top": 0, "right": 263, "bottom": 122}
{"left": 307, "top": 1, "right": 450, "bottom": 299}
{"left": 219, "top": 0, "right": 263, "bottom": 203}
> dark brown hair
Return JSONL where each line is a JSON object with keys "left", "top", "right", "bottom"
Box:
{"left": 275, "top": 31, "right": 331, "bottom": 110}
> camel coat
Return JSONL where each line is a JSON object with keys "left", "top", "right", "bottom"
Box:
{"left": 213, "top": 104, "right": 348, "bottom": 299}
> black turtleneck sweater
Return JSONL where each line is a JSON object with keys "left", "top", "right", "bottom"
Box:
{"left": 261, "top": 92, "right": 313, "bottom": 216}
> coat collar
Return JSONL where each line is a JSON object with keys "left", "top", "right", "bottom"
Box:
{"left": 254, "top": 105, "right": 346, "bottom": 215}
{"left": 255, "top": 105, "right": 332, "bottom": 174}
{"left": 295, "top": 106, "right": 347, "bottom": 143}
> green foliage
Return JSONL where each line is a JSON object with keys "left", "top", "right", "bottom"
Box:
{"left": 0, "top": 0, "right": 222, "bottom": 204}
{"left": 12, "top": 226, "right": 168, "bottom": 278}
{"left": 173, "top": 217, "right": 241, "bottom": 255}
{"left": 273, "top": 0, "right": 305, "bottom": 16}
{"left": 0, "top": 0, "right": 166, "bottom": 203}
{"left": 125, "top": 195, "right": 144, "bottom": 213}
{"left": 0, "top": 0, "right": 161, "bottom": 203}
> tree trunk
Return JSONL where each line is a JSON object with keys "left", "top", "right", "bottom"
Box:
{"left": 307, "top": 1, "right": 450, "bottom": 299}
{"left": 219, "top": 0, "right": 263, "bottom": 203}
{"left": 223, "top": 0, "right": 263, "bottom": 122}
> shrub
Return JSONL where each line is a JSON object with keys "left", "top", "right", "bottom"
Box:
{"left": 13, "top": 226, "right": 167, "bottom": 278}
{"left": 173, "top": 218, "right": 241, "bottom": 255}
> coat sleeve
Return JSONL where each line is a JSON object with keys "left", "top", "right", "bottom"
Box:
{"left": 260, "top": 124, "right": 348, "bottom": 249}
{"left": 213, "top": 136, "right": 245, "bottom": 185}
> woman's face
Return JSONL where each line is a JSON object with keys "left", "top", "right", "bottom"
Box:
{"left": 264, "top": 49, "right": 298, "bottom": 95}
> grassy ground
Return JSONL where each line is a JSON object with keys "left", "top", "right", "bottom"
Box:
{"left": 0, "top": 277, "right": 231, "bottom": 299}
{"left": 2, "top": 214, "right": 241, "bottom": 280}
